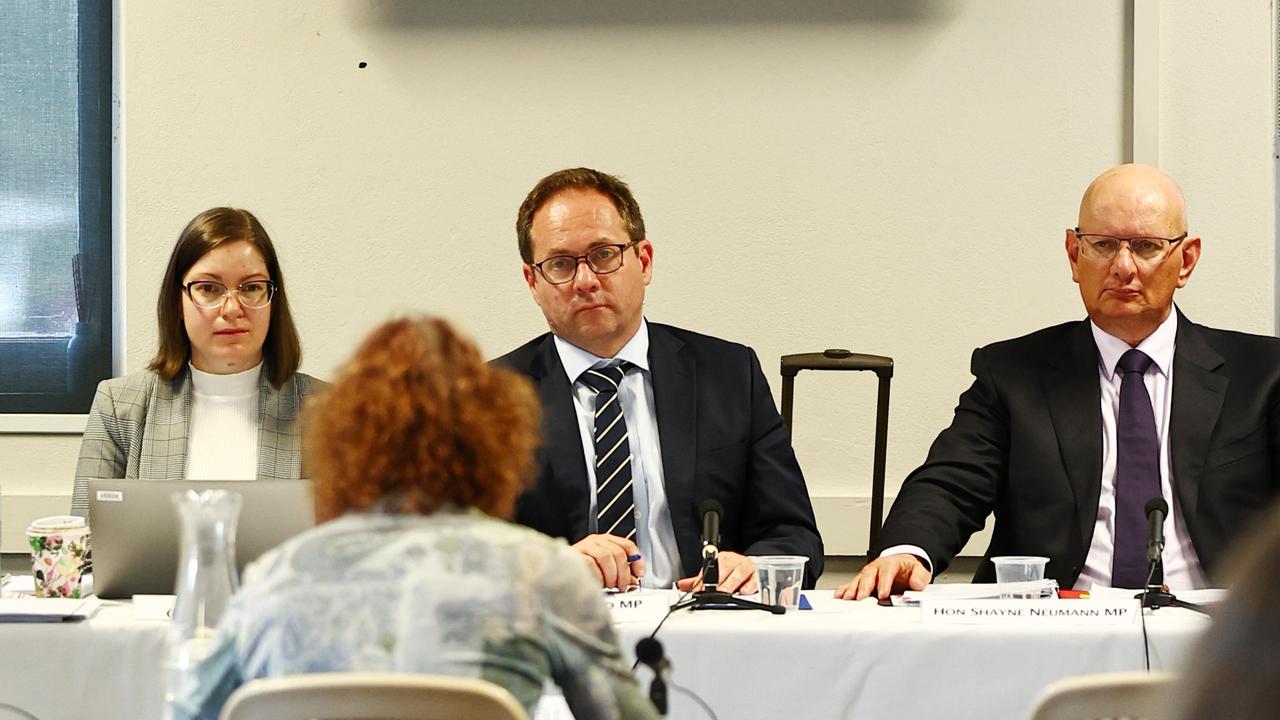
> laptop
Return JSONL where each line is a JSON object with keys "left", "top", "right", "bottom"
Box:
{"left": 87, "top": 479, "right": 316, "bottom": 599}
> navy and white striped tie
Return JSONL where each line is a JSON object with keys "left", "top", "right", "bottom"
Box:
{"left": 579, "top": 362, "right": 636, "bottom": 540}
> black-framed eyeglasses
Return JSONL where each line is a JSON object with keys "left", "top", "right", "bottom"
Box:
{"left": 183, "top": 279, "right": 276, "bottom": 309}
{"left": 530, "top": 240, "right": 641, "bottom": 285}
{"left": 1071, "top": 228, "right": 1187, "bottom": 263}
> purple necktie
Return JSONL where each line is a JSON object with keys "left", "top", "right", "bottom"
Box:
{"left": 1112, "top": 349, "right": 1163, "bottom": 588}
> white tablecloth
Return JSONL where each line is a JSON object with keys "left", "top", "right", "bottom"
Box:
{"left": 0, "top": 593, "right": 1210, "bottom": 720}
{"left": 613, "top": 594, "right": 1209, "bottom": 719}
{"left": 0, "top": 600, "right": 168, "bottom": 719}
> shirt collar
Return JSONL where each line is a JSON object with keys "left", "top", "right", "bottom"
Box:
{"left": 188, "top": 360, "right": 263, "bottom": 396}
{"left": 1091, "top": 306, "right": 1178, "bottom": 381}
{"left": 553, "top": 318, "right": 651, "bottom": 384}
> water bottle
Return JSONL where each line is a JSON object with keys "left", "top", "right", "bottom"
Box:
{"left": 164, "top": 489, "right": 241, "bottom": 719}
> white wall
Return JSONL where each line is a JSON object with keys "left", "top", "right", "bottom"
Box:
{"left": 2, "top": 1, "right": 1274, "bottom": 557}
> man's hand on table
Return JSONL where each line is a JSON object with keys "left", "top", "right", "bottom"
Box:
{"left": 676, "top": 551, "right": 758, "bottom": 595}
{"left": 834, "top": 553, "right": 932, "bottom": 601}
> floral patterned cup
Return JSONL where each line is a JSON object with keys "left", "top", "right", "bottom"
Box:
{"left": 26, "top": 516, "right": 91, "bottom": 599}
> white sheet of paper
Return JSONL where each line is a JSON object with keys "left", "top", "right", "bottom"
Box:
{"left": 900, "top": 580, "right": 1058, "bottom": 605}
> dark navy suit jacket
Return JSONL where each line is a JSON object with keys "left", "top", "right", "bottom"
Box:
{"left": 495, "top": 323, "right": 824, "bottom": 587}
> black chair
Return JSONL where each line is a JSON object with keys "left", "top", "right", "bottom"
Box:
{"left": 780, "top": 349, "right": 893, "bottom": 555}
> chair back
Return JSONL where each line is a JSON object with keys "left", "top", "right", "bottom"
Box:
{"left": 780, "top": 349, "right": 893, "bottom": 552}
{"left": 218, "top": 672, "right": 529, "bottom": 720}
{"left": 1028, "top": 671, "right": 1177, "bottom": 720}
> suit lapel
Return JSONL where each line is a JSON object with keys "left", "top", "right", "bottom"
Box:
{"left": 1169, "top": 312, "right": 1227, "bottom": 530}
{"left": 1042, "top": 320, "right": 1104, "bottom": 557}
{"left": 648, "top": 325, "right": 698, "bottom": 569}
{"left": 257, "top": 373, "right": 303, "bottom": 481}
{"left": 530, "top": 338, "right": 592, "bottom": 538}
{"left": 140, "top": 370, "right": 191, "bottom": 480}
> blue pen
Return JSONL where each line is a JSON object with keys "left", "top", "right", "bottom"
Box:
{"left": 627, "top": 554, "right": 642, "bottom": 563}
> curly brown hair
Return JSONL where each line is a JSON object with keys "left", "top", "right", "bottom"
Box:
{"left": 306, "top": 316, "right": 541, "bottom": 522}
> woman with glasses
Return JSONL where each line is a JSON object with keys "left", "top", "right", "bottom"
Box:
{"left": 71, "top": 207, "right": 324, "bottom": 518}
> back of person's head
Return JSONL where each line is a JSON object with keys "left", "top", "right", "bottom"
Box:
{"left": 1180, "top": 501, "right": 1280, "bottom": 719}
{"left": 516, "top": 167, "right": 646, "bottom": 263}
{"left": 305, "top": 316, "right": 541, "bottom": 522}
{"left": 149, "top": 206, "right": 302, "bottom": 388}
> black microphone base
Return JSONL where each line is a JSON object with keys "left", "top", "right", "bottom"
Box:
{"left": 671, "top": 590, "right": 786, "bottom": 614}
{"left": 1135, "top": 586, "right": 1210, "bottom": 615}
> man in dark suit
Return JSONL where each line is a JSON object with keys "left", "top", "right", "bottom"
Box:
{"left": 838, "top": 163, "right": 1280, "bottom": 600}
{"left": 496, "top": 167, "right": 822, "bottom": 592}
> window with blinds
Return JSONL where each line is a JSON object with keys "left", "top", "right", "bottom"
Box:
{"left": 0, "top": 0, "right": 112, "bottom": 415}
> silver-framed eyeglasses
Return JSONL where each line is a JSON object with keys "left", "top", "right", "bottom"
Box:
{"left": 183, "top": 279, "right": 276, "bottom": 309}
{"left": 1072, "top": 228, "right": 1187, "bottom": 263}
{"left": 530, "top": 240, "right": 641, "bottom": 285}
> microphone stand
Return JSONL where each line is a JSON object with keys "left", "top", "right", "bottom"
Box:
{"left": 1134, "top": 560, "right": 1209, "bottom": 615}
{"left": 670, "top": 546, "right": 785, "bottom": 614}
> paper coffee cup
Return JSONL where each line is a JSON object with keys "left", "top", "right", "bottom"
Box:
{"left": 26, "top": 515, "right": 91, "bottom": 599}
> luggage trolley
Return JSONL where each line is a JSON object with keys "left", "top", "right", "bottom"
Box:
{"left": 780, "top": 349, "right": 893, "bottom": 555}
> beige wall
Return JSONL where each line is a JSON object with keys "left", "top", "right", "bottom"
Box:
{"left": 2, "top": 1, "right": 1274, "bottom": 555}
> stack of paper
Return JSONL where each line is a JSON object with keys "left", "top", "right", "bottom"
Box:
{"left": 897, "top": 580, "right": 1060, "bottom": 606}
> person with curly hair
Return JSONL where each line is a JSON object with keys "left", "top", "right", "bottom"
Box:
{"left": 173, "top": 316, "right": 659, "bottom": 720}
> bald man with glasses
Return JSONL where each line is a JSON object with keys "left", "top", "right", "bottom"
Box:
{"left": 838, "top": 163, "right": 1280, "bottom": 600}
{"left": 496, "top": 167, "right": 823, "bottom": 594}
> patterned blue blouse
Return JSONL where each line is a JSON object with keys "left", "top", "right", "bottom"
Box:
{"left": 172, "top": 509, "right": 659, "bottom": 719}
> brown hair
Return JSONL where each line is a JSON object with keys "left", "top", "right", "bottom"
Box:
{"left": 148, "top": 207, "right": 302, "bottom": 388}
{"left": 1180, "top": 502, "right": 1280, "bottom": 719}
{"left": 305, "top": 316, "right": 541, "bottom": 522}
{"left": 515, "top": 167, "right": 647, "bottom": 264}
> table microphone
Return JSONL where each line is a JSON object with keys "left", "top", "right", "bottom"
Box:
{"left": 671, "top": 500, "right": 779, "bottom": 613}
{"left": 1135, "top": 495, "right": 1206, "bottom": 671}
{"left": 698, "top": 500, "right": 723, "bottom": 590}
{"left": 635, "top": 637, "right": 669, "bottom": 715}
{"left": 1145, "top": 497, "right": 1168, "bottom": 565}
{"left": 699, "top": 499, "right": 723, "bottom": 552}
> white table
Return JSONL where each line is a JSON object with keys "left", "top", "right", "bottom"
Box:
{"left": 0, "top": 600, "right": 167, "bottom": 720}
{"left": 612, "top": 594, "right": 1209, "bottom": 719}
{"left": 0, "top": 594, "right": 1210, "bottom": 720}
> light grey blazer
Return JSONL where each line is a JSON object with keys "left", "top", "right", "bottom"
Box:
{"left": 71, "top": 368, "right": 326, "bottom": 518}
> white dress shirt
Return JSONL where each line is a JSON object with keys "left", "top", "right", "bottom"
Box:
{"left": 186, "top": 362, "right": 260, "bottom": 481}
{"left": 883, "top": 309, "right": 1208, "bottom": 590}
{"left": 1079, "top": 309, "right": 1207, "bottom": 590}
{"left": 553, "top": 319, "right": 683, "bottom": 588}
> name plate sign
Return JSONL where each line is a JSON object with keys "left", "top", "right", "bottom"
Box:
{"left": 605, "top": 589, "right": 678, "bottom": 622}
{"left": 920, "top": 599, "right": 1138, "bottom": 625}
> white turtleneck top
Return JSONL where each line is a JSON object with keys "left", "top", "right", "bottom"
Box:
{"left": 185, "top": 362, "right": 261, "bottom": 480}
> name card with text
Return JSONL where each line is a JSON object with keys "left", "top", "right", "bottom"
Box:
{"left": 920, "top": 599, "right": 1138, "bottom": 625}
{"left": 605, "top": 588, "right": 679, "bottom": 622}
